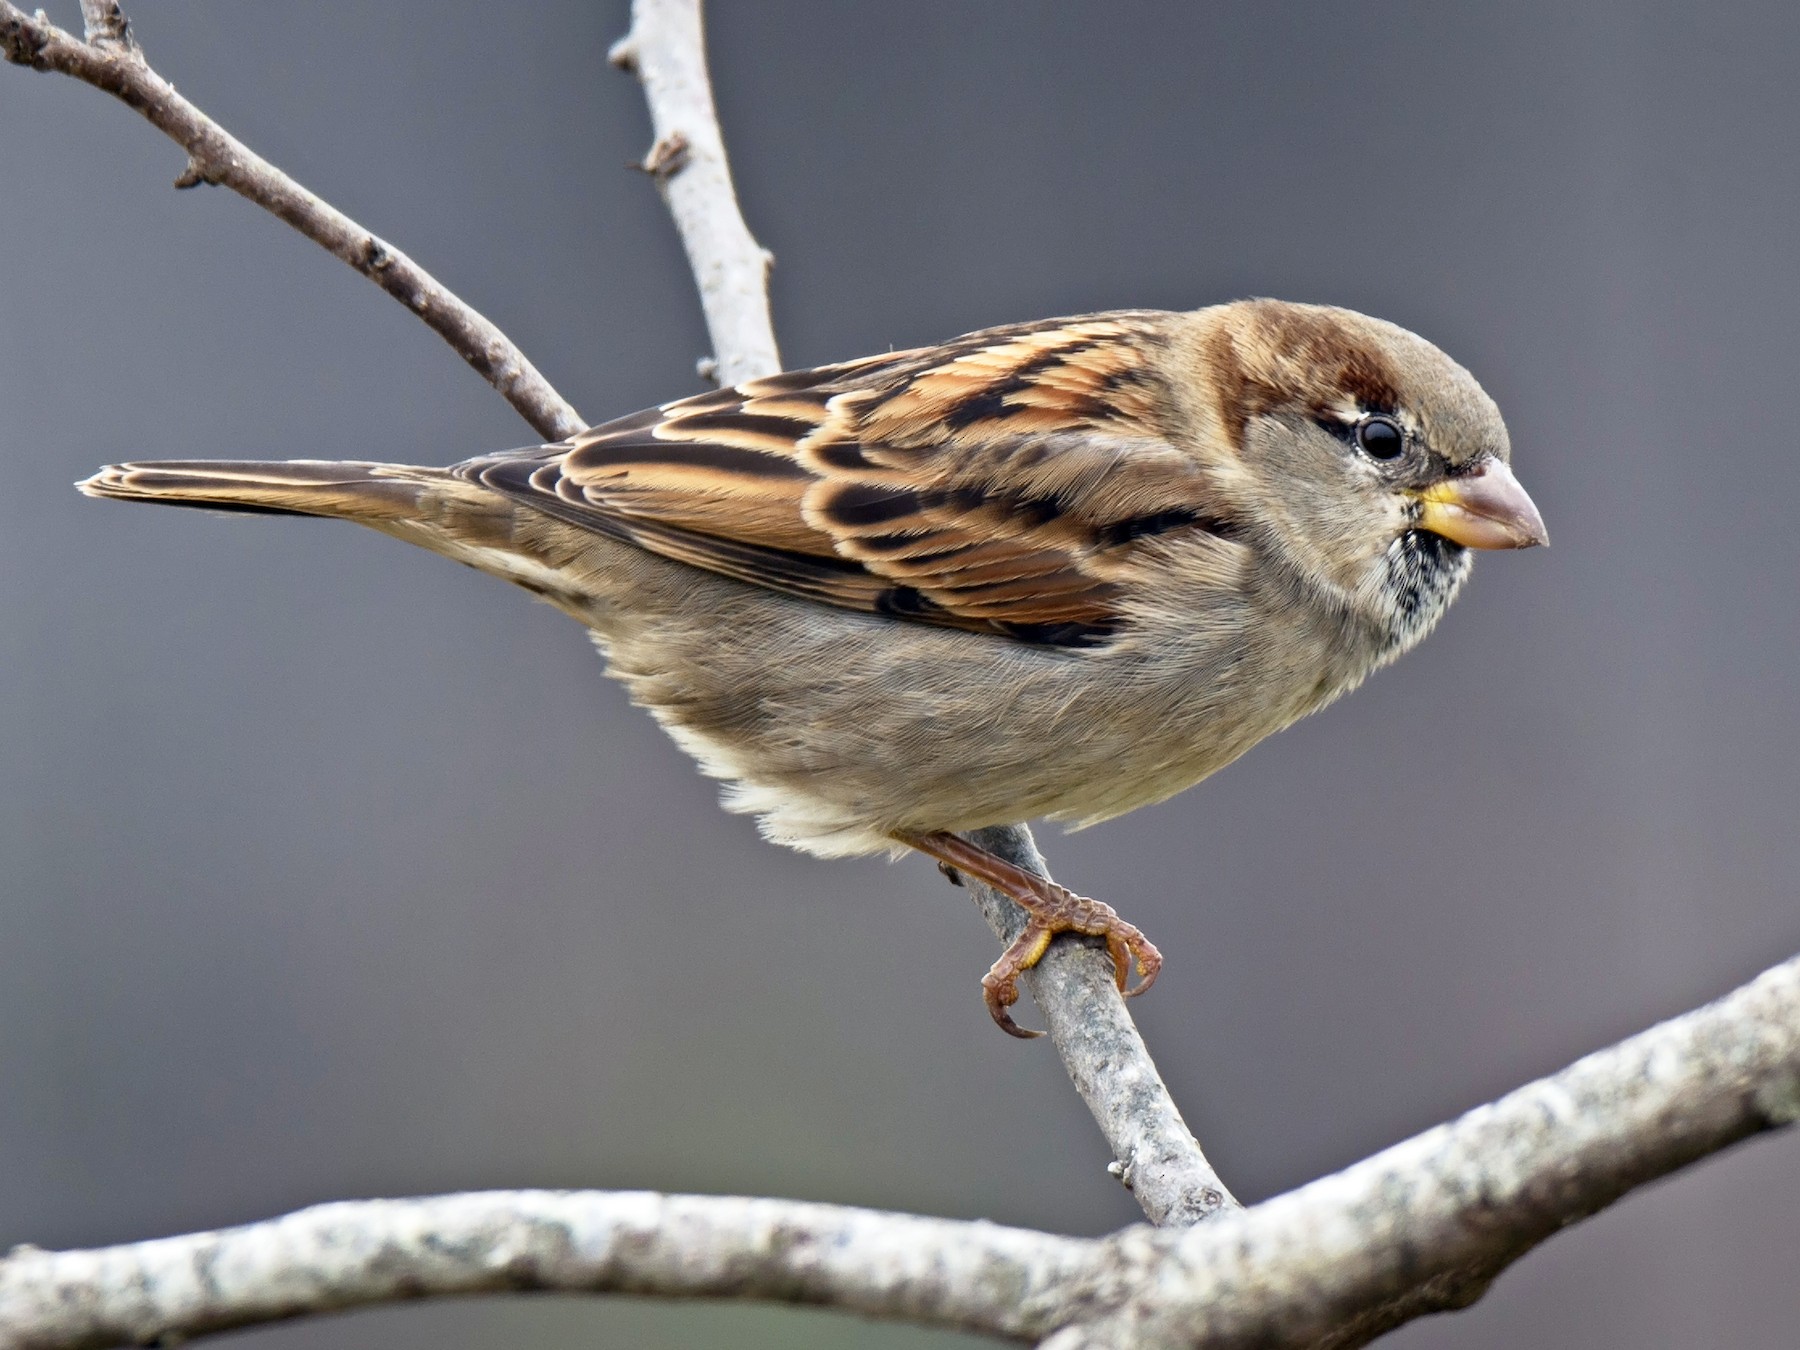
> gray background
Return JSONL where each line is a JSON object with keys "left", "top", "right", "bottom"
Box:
{"left": 3, "top": 2, "right": 1797, "bottom": 1346}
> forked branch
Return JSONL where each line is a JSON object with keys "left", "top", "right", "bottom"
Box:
{"left": 2, "top": 951, "right": 1795, "bottom": 1348}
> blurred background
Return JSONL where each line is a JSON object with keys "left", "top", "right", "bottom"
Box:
{"left": 4, "top": 2, "right": 1798, "bottom": 1345}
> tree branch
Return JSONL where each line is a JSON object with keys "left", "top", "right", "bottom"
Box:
{"left": 609, "top": 0, "right": 781, "bottom": 386}
{"left": 0, "top": 3, "right": 584, "bottom": 442}
{"left": 74, "top": 1, "right": 128, "bottom": 48}
{"left": 965, "top": 826, "right": 1240, "bottom": 1226}
{"left": 5, "top": 951, "right": 1796, "bottom": 1349}
{"left": 1055, "top": 948, "right": 1800, "bottom": 1349}
{"left": 0, "top": 1191, "right": 1100, "bottom": 1349}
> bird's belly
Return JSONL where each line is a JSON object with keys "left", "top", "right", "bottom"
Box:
{"left": 579, "top": 561, "right": 1354, "bottom": 858}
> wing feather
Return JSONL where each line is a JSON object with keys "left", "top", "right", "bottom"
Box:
{"left": 463, "top": 311, "right": 1240, "bottom": 647}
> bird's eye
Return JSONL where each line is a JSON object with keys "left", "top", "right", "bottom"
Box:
{"left": 1354, "top": 415, "right": 1405, "bottom": 461}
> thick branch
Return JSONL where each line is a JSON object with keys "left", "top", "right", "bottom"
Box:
{"left": 609, "top": 0, "right": 781, "bottom": 386}
{"left": 965, "top": 826, "right": 1240, "bottom": 1226}
{"left": 0, "top": 5, "right": 583, "bottom": 441}
{"left": 0, "top": 1191, "right": 1100, "bottom": 1349}
{"left": 6, "top": 952, "right": 1797, "bottom": 1349}
{"left": 1056, "top": 948, "right": 1800, "bottom": 1348}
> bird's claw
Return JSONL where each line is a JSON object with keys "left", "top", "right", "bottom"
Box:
{"left": 981, "top": 961, "right": 1042, "bottom": 1039}
{"left": 893, "top": 830, "right": 1164, "bottom": 1036}
{"left": 978, "top": 888, "right": 1163, "bottom": 1036}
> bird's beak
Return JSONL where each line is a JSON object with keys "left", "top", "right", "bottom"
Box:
{"left": 1412, "top": 457, "right": 1548, "bottom": 550}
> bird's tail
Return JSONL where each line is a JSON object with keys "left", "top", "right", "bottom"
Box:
{"left": 77, "top": 458, "right": 461, "bottom": 523}
{"left": 76, "top": 456, "right": 558, "bottom": 599}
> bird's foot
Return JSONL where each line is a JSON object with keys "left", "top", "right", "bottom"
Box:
{"left": 896, "top": 829, "right": 1162, "bottom": 1037}
{"left": 979, "top": 887, "right": 1161, "bottom": 1036}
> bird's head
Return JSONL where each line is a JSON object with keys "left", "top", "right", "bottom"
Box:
{"left": 1186, "top": 298, "right": 1545, "bottom": 653}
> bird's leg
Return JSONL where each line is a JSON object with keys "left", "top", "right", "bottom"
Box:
{"left": 894, "top": 829, "right": 1162, "bottom": 1038}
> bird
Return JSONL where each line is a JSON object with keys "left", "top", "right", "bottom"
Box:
{"left": 80, "top": 299, "right": 1546, "bottom": 1036}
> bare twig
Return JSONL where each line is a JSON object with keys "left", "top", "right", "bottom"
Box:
{"left": 6, "top": 951, "right": 1797, "bottom": 1349}
{"left": 965, "top": 826, "right": 1240, "bottom": 1226}
{"left": 74, "top": 1, "right": 129, "bottom": 48}
{"left": 0, "top": 4, "right": 583, "bottom": 441}
{"left": 610, "top": 0, "right": 781, "bottom": 386}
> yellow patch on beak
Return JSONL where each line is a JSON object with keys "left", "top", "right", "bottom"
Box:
{"left": 1412, "top": 458, "right": 1548, "bottom": 550}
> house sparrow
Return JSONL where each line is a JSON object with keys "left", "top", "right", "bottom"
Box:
{"left": 81, "top": 300, "right": 1545, "bottom": 1036}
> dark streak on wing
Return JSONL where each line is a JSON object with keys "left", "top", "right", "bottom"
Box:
{"left": 1093, "top": 508, "right": 1241, "bottom": 548}
{"left": 935, "top": 337, "right": 1106, "bottom": 430}
{"left": 1000, "top": 618, "right": 1120, "bottom": 647}
{"left": 807, "top": 441, "right": 873, "bottom": 471}
{"left": 572, "top": 438, "right": 813, "bottom": 479}
{"left": 660, "top": 410, "right": 821, "bottom": 443}
{"left": 819, "top": 484, "right": 922, "bottom": 529}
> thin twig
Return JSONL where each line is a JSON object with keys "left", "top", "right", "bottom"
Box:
{"left": 610, "top": 0, "right": 781, "bottom": 386}
{"left": 0, "top": 4, "right": 583, "bottom": 442}
{"left": 74, "top": 0, "right": 129, "bottom": 48}
{"left": 965, "top": 826, "right": 1240, "bottom": 1225}
{"left": 5, "top": 951, "right": 1796, "bottom": 1349}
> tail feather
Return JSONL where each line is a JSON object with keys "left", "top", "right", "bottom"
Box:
{"left": 77, "top": 457, "right": 582, "bottom": 605}
{"left": 78, "top": 459, "right": 447, "bottom": 522}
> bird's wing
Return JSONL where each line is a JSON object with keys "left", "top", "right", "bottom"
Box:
{"left": 465, "top": 312, "right": 1239, "bottom": 647}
